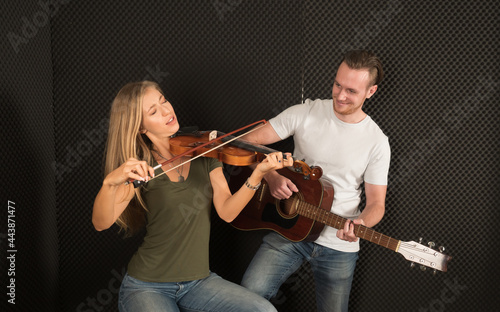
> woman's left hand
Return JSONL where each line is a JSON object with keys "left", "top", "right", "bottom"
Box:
{"left": 255, "top": 152, "right": 293, "bottom": 175}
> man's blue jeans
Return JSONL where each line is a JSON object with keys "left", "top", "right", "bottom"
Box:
{"left": 119, "top": 271, "right": 276, "bottom": 312}
{"left": 241, "top": 232, "right": 358, "bottom": 312}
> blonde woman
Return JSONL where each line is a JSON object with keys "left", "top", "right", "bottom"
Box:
{"left": 92, "top": 81, "right": 289, "bottom": 312}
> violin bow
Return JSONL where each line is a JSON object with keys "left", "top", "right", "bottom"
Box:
{"left": 126, "top": 120, "right": 267, "bottom": 187}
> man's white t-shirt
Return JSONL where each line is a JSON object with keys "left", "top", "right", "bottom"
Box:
{"left": 269, "top": 98, "right": 391, "bottom": 252}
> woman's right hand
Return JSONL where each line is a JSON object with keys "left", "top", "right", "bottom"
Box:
{"left": 103, "top": 158, "right": 155, "bottom": 186}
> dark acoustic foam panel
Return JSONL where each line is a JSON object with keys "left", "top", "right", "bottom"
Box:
{"left": 52, "top": 1, "right": 302, "bottom": 311}
{"left": 300, "top": 1, "right": 500, "bottom": 311}
{"left": 55, "top": 0, "right": 500, "bottom": 311}
{"left": 2, "top": 0, "right": 498, "bottom": 311}
{"left": 1, "top": 1, "right": 58, "bottom": 311}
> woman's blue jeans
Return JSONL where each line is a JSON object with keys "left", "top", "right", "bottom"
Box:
{"left": 241, "top": 232, "right": 358, "bottom": 312}
{"left": 119, "top": 271, "right": 276, "bottom": 312}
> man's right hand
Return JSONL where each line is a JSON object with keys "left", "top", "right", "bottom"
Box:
{"left": 264, "top": 170, "right": 299, "bottom": 200}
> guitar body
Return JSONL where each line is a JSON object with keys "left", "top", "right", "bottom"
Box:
{"left": 229, "top": 166, "right": 335, "bottom": 242}
{"left": 228, "top": 165, "right": 453, "bottom": 272}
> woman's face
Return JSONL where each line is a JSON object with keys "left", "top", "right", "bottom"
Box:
{"left": 140, "top": 87, "right": 179, "bottom": 141}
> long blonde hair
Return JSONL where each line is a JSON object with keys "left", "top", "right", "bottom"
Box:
{"left": 104, "top": 81, "right": 163, "bottom": 235}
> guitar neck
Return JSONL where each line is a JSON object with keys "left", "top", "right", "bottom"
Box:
{"left": 297, "top": 202, "right": 401, "bottom": 252}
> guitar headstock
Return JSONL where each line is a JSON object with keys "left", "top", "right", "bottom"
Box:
{"left": 397, "top": 238, "right": 452, "bottom": 274}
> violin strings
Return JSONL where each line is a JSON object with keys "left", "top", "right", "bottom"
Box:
{"left": 145, "top": 123, "right": 267, "bottom": 182}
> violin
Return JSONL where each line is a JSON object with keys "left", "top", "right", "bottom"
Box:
{"left": 170, "top": 130, "right": 263, "bottom": 166}
{"left": 128, "top": 120, "right": 322, "bottom": 188}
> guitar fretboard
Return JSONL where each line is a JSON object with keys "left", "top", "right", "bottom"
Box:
{"left": 291, "top": 199, "right": 400, "bottom": 252}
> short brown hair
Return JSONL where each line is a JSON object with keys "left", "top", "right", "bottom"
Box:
{"left": 341, "top": 50, "right": 384, "bottom": 86}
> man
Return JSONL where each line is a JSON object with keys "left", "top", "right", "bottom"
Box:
{"left": 240, "top": 50, "right": 391, "bottom": 312}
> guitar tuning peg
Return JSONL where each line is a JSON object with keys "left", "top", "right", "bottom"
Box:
{"left": 439, "top": 246, "right": 445, "bottom": 252}
{"left": 418, "top": 237, "right": 423, "bottom": 244}
{"left": 428, "top": 241, "right": 436, "bottom": 249}
{"left": 420, "top": 265, "right": 426, "bottom": 271}
{"left": 410, "top": 263, "right": 415, "bottom": 269}
{"left": 433, "top": 269, "right": 437, "bottom": 276}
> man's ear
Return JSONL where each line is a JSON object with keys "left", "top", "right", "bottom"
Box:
{"left": 366, "top": 84, "right": 378, "bottom": 99}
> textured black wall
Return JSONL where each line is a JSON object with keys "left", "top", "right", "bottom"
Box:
{"left": 2, "top": 0, "right": 499, "bottom": 311}
{"left": 1, "top": 1, "right": 58, "bottom": 311}
{"left": 51, "top": 1, "right": 302, "bottom": 311}
{"left": 303, "top": 1, "right": 500, "bottom": 311}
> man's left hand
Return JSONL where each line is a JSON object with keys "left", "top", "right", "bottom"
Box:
{"left": 336, "top": 219, "right": 365, "bottom": 242}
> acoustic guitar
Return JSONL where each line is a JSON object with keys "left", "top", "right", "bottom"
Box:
{"left": 229, "top": 165, "right": 452, "bottom": 273}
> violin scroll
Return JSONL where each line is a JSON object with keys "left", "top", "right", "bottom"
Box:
{"left": 292, "top": 160, "right": 322, "bottom": 180}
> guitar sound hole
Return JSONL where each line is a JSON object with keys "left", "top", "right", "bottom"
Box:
{"left": 277, "top": 192, "right": 303, "bottom": 218}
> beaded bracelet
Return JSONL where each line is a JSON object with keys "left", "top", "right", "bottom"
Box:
{"left": 244, "top": 178, "right": 261, "bottom": 191}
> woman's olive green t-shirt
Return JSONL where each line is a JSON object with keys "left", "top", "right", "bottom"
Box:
{"left": 127, "top": 157, "right": 222, "bottom": 282}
